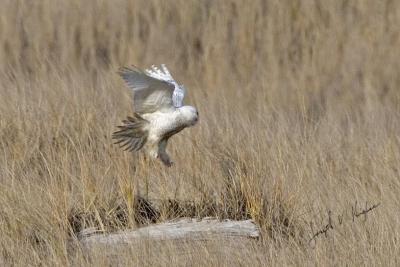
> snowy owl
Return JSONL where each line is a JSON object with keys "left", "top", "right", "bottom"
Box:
{"left": 113, "top": 64, "right": 199, "bottom": 166}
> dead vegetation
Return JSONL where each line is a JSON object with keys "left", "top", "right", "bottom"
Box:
{"left": 0, "top": 0, "right": 399, "bottom": 266}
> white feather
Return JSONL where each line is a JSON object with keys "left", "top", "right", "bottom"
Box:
{"left": 145, "top": 64, "right": 185, "bottom": 107}
{"left": 116, "top": 64, "right": 198, "bottom": 166}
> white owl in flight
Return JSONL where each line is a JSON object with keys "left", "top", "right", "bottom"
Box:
{"left": 113, "top": 64, "right": 199, "bottom": 166}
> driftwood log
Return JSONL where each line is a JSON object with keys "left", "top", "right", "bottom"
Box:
{"left": 79, "top": 218, "right": 260, "bottom": 247}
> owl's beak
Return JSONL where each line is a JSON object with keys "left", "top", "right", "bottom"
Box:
{"left": 192, "top": 116, "right": 199, "bottom": 125}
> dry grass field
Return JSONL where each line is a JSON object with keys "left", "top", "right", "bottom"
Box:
{"left": 1, "top": 0, "right": 400, "bottom": 266}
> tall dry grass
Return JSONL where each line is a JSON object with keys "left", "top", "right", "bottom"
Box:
{"left": 0, "top": 0, "right": 400, "bottom": 266}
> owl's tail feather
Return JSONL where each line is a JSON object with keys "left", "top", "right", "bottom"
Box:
{"left": 113, "top": 113, "right": 149, "bottom": 152}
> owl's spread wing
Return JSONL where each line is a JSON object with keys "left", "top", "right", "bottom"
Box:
{"left": 145, "top": 64, "right": 185, "bottom": 108}
{"left": 118, "top": 66, "right": 175, "bottom": 114}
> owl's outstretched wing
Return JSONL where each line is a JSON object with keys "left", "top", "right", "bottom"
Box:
{"left": 144, "top": 64, "right": 185, "bottom": 108}
{"left": 118, "top": 66, "right": 175, "bottom": 114}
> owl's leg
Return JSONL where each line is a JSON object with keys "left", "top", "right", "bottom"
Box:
{"left": 147, "top": 140, "right": 159, "bottom": 159}
{"left": 157, "top": 139, "right": 173, "bottom": 167}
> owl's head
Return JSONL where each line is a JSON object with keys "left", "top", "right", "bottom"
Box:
{"left": 179, "top": 106, "right": 199, "bottom": 126}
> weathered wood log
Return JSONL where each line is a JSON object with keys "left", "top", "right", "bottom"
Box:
{"left": 79, "top": 218, "right": 260, "bottom": 247}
